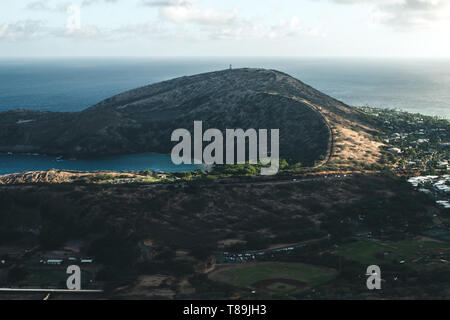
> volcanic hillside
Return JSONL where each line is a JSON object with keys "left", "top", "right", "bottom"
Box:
{"left": 0, "top": 68, "right": 382, "bottom": 167}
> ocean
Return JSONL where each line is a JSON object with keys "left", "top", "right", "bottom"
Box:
{"left": 0, "top": 153, "right": 201, "bottom": 175}
{"left": 1, "top": 57, "right": 450, "bottom": 117}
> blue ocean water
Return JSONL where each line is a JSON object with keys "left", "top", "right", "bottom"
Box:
{"left": 0, "top": 57, "right": 449, "bottom": 117}
{"left": 0, "top": 153, "right": 201, "bottom": 175}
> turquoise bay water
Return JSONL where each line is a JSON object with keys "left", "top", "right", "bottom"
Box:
{"left": 0, "top": 153, "right": 201, "bottom": 175}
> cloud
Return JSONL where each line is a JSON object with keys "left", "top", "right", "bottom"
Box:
{"left": 25, "top": 0, "right": 119, "bottom": 11}
{"left": 378, "top": 0, "right": 450, "bottom": 29}
{"left": 19, "top": 2, "right": 111, "bottom": 40}
{"left": 25, "top": 1, "right": 52, "bottom": 11}
{"left": 82, "top": 0, "right": 119, "bottom": 6}
{"left": 322, "top": 0, "right": 450, "bottom": 29}
{"left": 25, "top": 1, "right": 78, "bottom": 13}
{"left": 270, "top": 16, "right": 324, "bottom": 38}
{"left": 145, "top": 0, "right": 322, "bottom": 38}
{"left": 141, "top": 0, "right": 192, "bottom": 7}
{"left": 207, "top": 17, "right": 324, "bottom": 41}
{"left": 13, "top": 0, "right": 323, "bottom": 43}
{"left": 160, "top": 6, "right": 237, "bottom": 26}
{"left": 140, "top": 0, "right": 324, "bottom": 41}
{"left": 0, "top": 20, "right": 45, "bottom": 41}
{"left": 142, "top": 0, "right": 237, "bottom": 26}
{"left": 53, "top": 25, "right": 105, "bottom": 39}
{"left": 112, "top": 22, "right": 172, "bottom": 39}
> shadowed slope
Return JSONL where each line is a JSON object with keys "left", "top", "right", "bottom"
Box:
{"left": 0, "top": 68, "right": 381, "bottom": 166}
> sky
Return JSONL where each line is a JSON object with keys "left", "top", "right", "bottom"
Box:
{"left": 1, "top": 0, "right": 450, "bottom": 57}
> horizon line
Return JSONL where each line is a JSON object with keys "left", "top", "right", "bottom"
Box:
{"left": 1, "top": 56, "right": 450, "bottom": 60}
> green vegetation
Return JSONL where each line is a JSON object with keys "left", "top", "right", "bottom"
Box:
{"left": 209, "top": 159, "right": 293, "bottom": 178}
{"left": 334, "top": 239, "right": 450, "bottom": 270}
{"left": 357, "top": 106, "right": 450, "bottom": 174}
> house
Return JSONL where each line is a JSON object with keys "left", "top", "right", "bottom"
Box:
{"left": 433, "top": 181, "right": 450, "bottom": 193}
{"left": 436, "top": 201, "right": 450, "bottom": 209}
{"left": 46, "top": 259, "right": 63, "bottom": 265}
{"left": 387, "top": 147, "right": 402, "bottom": 155}
{"left": 437, "top": 160, "right": 449, "bottom": 169}
{"left": 418, "top": 188, "right": 432, "bottom": 195}
{"left": 390, "top": 133, "right": 401, "bottom": 140}
{"left": 81, "top": 259, "right": 93, "bottom": 264}
{"left": 414, "top": 139, "right": 429, "bottom": 145}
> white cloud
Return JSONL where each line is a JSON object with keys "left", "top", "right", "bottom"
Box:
{"left": 82, "top": 0, "right": 119, "bottom": 5}
{"left": 270, "top": 16, "right": 324, "bottom": 38}
{"left": 160, "top": 5, "right": 237, "bottom": 25}
{"left": 25, "top": 0, "right": 119, "bottom": 11}
{"left": 378, "top": 0, "right": 450, "bottom": 29}
{"left": 145, "top": 0, "right": 322, "bottom": 40}
{"left": 4, "top": 5, "right": 106, "bottom": 41}
{"left": 142, "top": 0, "right": 237, "bottom": 26}
{"left": 112, "top": 22, "right": 172, "bottom": 39}
{"left": 207, "top": 17, "right": 324, "bottom": 41}
{"left": 12, "top": 0, "right": 324, "bottom": 43}
{"left": 54, "top": 25, "right": 105, "bottom": 39}
{"left": 323, "top": 0, "right": 450, "bottom": 29}
{"left": 25, "top": 1, "right": 52, "bottom": 11}
{"left": 207, "top": 23, "right": 265, "bottom": 40}
{"left": 0, "top": 20, "right": 45, "bottom": 41}
{"left": 141, "top": 0, "right": 192, "bottom": 7}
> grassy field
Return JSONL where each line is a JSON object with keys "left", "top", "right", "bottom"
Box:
{"left": 209, "top": 262, "right": 337, "bottom": 291}
{"left": 334, "top": 238, "right": 450, "bottom": 269}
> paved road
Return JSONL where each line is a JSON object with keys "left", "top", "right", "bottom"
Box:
{"left": 0, "top": 288, "right": 103, "bottom": 293}
{"left": 147, "top": 173, "right": 354, "bottom": 190}
{"left": 215, "top": 174, "right": 351, "bottom": 188}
